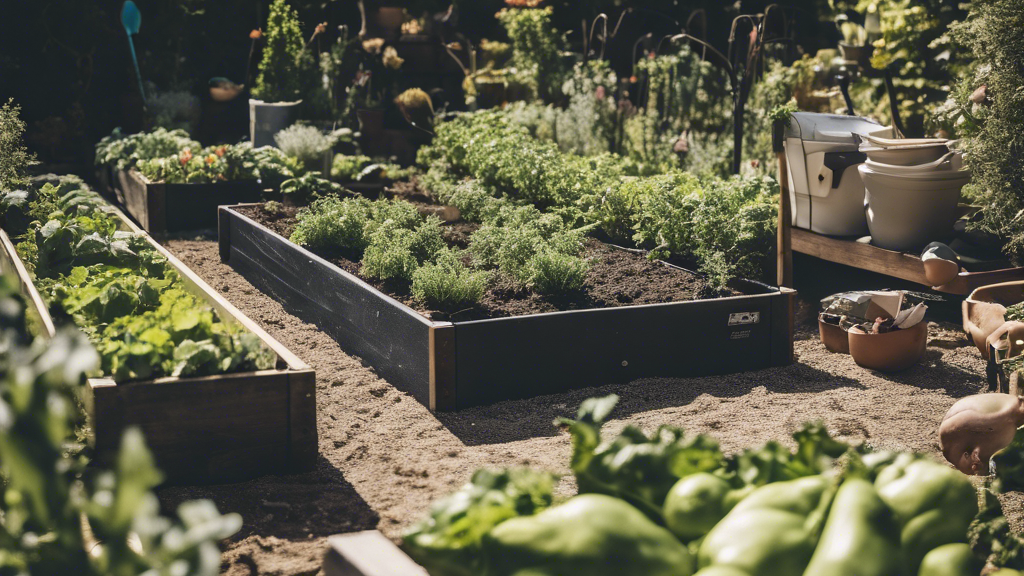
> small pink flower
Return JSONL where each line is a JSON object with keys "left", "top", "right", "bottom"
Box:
{"left": 179, "top": 149, "right": 193, "bottom": 165}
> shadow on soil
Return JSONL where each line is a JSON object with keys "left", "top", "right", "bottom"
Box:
{"left": 435, "top": 361, "right": 867, "bottom": 447}
{"left": 157, "top": 455, "right": 379, "bottom": 542}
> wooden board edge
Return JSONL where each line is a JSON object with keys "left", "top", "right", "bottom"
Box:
{"left": 287, "top": 368, "right": 318, "bottom": 472}
{"left": 219, "top": 206, "right": 232, "bottom": 263}
{"left": 428, "top": 323, "right": 456, "bottom": 411}
{"left": 0, "top": 228, "right": 56, "bottom": 338}
{"left": 147, "top": 178, "right": 167, "bottom": 234}
{"left": 109, "top": 205, "right": 310, "bottom": 371}
{"left": 770, "top": 287, "right": 796, "bottom": 366}
{"left": 323, "top": 531, "right": 428, "bottom": 576}
{"left": 222, "top": 205, "right": 435, "bottom": 330}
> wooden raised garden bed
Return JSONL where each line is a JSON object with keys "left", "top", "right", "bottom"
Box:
{"left": 219, "top": 203, "right": 796, "bottom": 411}
{"left": 114, "top": 168, "right": 262, "bottom": 234}
{"left": 0, "top": 204, "right": 317, "bottom": 485}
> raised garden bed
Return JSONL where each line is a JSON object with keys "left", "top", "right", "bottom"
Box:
{"left": 219, "top": 202, "right": 795, "bottom": 411}
{"left": 0, "top": 203, "right": 317, "bottom": 485}
{"left": 114, "top": 168, "right": 262, "bottom": 233}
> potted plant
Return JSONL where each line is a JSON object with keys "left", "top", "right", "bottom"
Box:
{"left": 350, "top": 37, "right": 404, "bottom": 155}
{"left": 249, "top": 0, "right": 313, "bottom": 147}
{"left": 835, "top": 14, "right": 873, "bottom": 68}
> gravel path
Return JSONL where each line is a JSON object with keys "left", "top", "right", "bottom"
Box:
{"left": 155, "top": 237, "right": 999, "bottom": 576}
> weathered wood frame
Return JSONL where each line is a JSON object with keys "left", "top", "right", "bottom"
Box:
{"left": 0, "top": 203, "right": 317, "bottom": 484}
{"left": 220, "top": 204, "right": 796, "bottom": 411}
{"left": 114, "top": 169, "right": 262, "bottom": 233}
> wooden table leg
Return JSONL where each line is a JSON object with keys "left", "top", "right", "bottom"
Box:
{"left": 777, "top": 151, "right": 793, "bottom": 288}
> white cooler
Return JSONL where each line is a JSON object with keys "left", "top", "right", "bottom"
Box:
{"left": 783, "top": 113, "right": 883, "bottom": 236}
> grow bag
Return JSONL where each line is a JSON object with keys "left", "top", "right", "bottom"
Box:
{"left": 0, "top": 204, "right": 316, "bottom": 485}
{"left": 219, "top": 204, "right": 796, "bottom": 411}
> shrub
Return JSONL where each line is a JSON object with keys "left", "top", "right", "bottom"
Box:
{"left": 251, "top": 0, "right": 310, "bottom": 103}
{"left": 279, "top": 171, "right": 344, "bottom": 203}
{"left": 362, "top": 216, "right": 446, "bottom": 283}
{"left": 366, "top": 198, "right": 423, "bottom": 237}
{"left": 527, "top": 249, "right": 589, "bottom": 294}
{"left": 274, "top": 124, "right": 353, "bottom": 171}
{"left": 289, "top": 195, "right": 372, "bottom": 252}
{"left": 411, "top": 247, "right": 490, "bottom": 309}
{"left": 0, "top": 99, "right": 35, "bottom": 191}
{"left": 495, "top": 7, "right": 567, "bottom": 100}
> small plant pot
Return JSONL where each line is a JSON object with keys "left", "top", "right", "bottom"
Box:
{"left": 848, "top": 321, "right": 928, "bottom": 372}
{"left": 357, "top": 108, "right": 386, "bottom": 156}
{"left": 839, "top": 42, "right": 874, "bottom": 68}
{"left": 210, "top": 85, "right": 244, "bottom": 102}
{"left": 249, "top": 99, "right": 302, "bottom": 148}
{"left": 818, "top": 314, "right": 850, "bottom": 354}
{"left": 375, "top": 7, "right": 405, "bottom": 39}
{"left": 963, "top": 281, "right": 1024, "bottom": 358}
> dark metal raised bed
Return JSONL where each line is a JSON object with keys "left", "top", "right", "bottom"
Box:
{"left": 114, "top": 168, "right": 262, "bottom": 233}
{"left": 219, "top": 204, "right": 796, "bottom": 411}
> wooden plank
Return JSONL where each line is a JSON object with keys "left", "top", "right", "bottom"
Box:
{"left": 429, "top": 323, "right": 456, "bottom": 411}
{"left": 0, "top": 228, "right": 56, "bottom": 338}
{"left": 222, "top": 206, "right": 435, "bottom": 405}
{"left": 451, "top": 292, "right": 783, "bottom": 409}
{"left": 323, "top": 531, "right": 428, "bottom": 576}
{"left": 777, "top": 151, "right": 793, "bottom": 288}
{"left": 791, "top": 227, "right": 1024, "bottom": 295}
{"left": 288, "top": 369, "right": 318, "bottom": 471}
{"left": 112, "top": 206, "right": 307, "bottom": 371}
{"left": 118, "top": 170, "right": 261, "bottom": 234}
{"left": 90, "top": 370, "right": 296, "bottom": 484}
{"left": 791, "top": 227, "right": 932, "bottom": 285}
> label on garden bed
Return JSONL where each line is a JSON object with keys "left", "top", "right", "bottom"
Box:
{"left": 728, "top": 312, "right": 760, "bottom": 326}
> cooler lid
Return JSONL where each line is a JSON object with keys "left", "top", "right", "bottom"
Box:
{"left": 785, "top": 112, "right": 882, "bottom": 144}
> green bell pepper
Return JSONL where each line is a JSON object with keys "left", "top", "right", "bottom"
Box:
{"left": 917, "top": 543, "right": 983, "bottom": 576}
{"left": 696, "top": 475, "right": 830, "bottom": 576}
{"left": 875, "top": 456, "right": 978, "bottom": 574}
{"left": 664, "top": 473, "right": 754, "bottom": 542}
{"left": 803, "top": 478, "right": 902, "bottom": 576}
{"left": 481, "top": 494, "right": 694, "bottom": 576}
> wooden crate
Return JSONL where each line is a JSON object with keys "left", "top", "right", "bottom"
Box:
{"left": 0, "top": 204, "right": 317, "bottom": 485}
{"left": 114, "top": 169, "right": 262, "bottom": 234}
{"left": 220, "top": 204, "right": 796, "bottom": 411}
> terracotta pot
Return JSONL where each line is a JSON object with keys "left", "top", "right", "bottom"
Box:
{"left": 818, "top": 315, "right": 850, "bottom": 354}
{"left": 357, "top": 108, "right": 386, "bottom": 156}
{"left": 848, "top": 321, "right": 928, "bottom": 372}
{"left": 210, "top": 85, "right": 244, "bottom": 102}
{"left": 963, "top": 281, "right": 1024, "bottom": 358}
{"left": 839, "top": 42, "right": 874, "bottom": 68}
{"left": 375, "top": 7, "right": 405, "bottom": 38}
{"left": 922, "top": 257, "right": 960, "bottom": 287}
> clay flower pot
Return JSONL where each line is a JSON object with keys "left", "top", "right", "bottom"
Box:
{"left": 848, "top": 321, "right": 928, "bottom": 372}
{"left": 818, "top": 314, "right": 850, "bottom": 354}
{"left": 963, "top": 281, "right": 1024, "bottom": 359}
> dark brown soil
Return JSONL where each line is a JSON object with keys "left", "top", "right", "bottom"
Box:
{"left": 235, "top": 203, "right": 731, "bottom": 322}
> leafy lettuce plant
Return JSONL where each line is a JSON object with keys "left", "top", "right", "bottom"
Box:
{"left": 94, "top": 127, "right": 200, "bottom": 172}
{"left": 0, "top": 275, "right": 242, "bottom": 575}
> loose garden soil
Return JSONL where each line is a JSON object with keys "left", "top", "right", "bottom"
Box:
{"left": 235, "top": 203, "right": 730, "bottom": 322}
{"left": 156, "top": 236, "right": 1024, "bottom": 576}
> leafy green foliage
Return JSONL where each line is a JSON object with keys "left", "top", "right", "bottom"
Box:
{"left": 94, "top": 127, "right": 200, "bottom": 172}
{"left": 362, "top": 216, "right": 446, "bottom": 283}
{"left": 527, "top": 249, "right": 589, "bottom": 294}
{"left": 136, "top": 144, "right": 260, "bottom": 184}
{"left": 279, "top": 171, "right": 344, "bottom": 203}
{"left": 941, "top": 0, "right": 1024, "bottom": 264}
{"left": 403, "top": 468, "right": 557, "bottom": 576}
{"left": 289, "top": 195, "right": 373, "bottom": 252}
{"left": 0, "top": 275, "right": 242, "bottom": 575}
{"left": 557, "top": 395, "right": 861, "bottom": 524}
{"left": 331, "top": 154, "right": 413, "bottom": 183}
{"left": 411, "top": 248, "right": 490, "bottom": 309}
{"left": 251, "top": 0, "right": 311, "bottom": 103}
{"left": 495, "top": 7, "right": 567, "bottom": 101}
{"left": 0, "top": 99, "right": 35, "bottom": 192}
{"left": 9, "top": 177, "right": 275, "bottom": 382}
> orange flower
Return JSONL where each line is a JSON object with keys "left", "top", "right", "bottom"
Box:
{"left": 215, "top": 146, "right": 226, "bottom": 157}
{"left": 629, "top": 75, "right": 638, "bottom": 84}
{"left": 180, "top": 149, "right": 193, "bottom": 165}
{"left": 250, "top": 29, "right": 262, "bottom": 40}
{"left": 315, "top": 22, "right": 327, "bottom": 35}
{"left": 206, "top": 154, "right": 218, "bottom": 165}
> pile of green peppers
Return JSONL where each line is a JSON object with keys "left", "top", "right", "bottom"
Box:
{"left": 404, "top": 395, "right": 1015, "bottom": 576}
